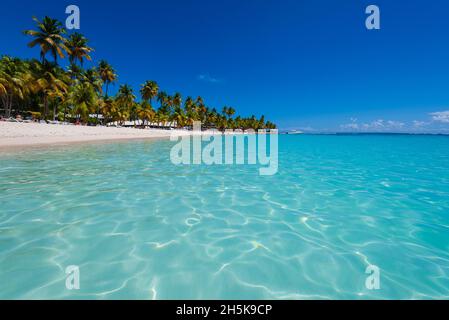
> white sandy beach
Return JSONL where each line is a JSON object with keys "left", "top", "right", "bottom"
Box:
{"left": 0, "top": 122, "right": 202, "bottom": 148}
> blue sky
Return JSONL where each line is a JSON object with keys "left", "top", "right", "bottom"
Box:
{"left": 2, "top": 0, "right": 449, "bottom": 132}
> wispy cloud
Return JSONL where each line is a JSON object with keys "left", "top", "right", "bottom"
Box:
{"left": 338, "top": 111, "right": 449, "bottom": 133}
{"left": 197, "top": 74, "right": 221, "bottom": 83}
{"left": 340, "top": 119, "right": 405, "bottom": 132}
{"left": 430, "top": 110, "right": 449, "bottom": 123}
{"left": 412, "top": 120, "right": 428, "bottom": 128}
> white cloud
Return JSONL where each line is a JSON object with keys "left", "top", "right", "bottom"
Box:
{"left": 429, "top": 110, "right": 449, "bottom": 123}
{"left": 340, "top": 119, "right": 405, "bottom": 132}
{"left": 340, "top": 123, "right": 359, "bottom": 130}
{"left": 197, "top": 74, "right": 221, "bottom": 83}
{"left": 413, "top": 120, "right": 427, "bottom": 127}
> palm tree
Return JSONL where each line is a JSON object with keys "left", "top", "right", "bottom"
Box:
{"left": 98, "top": 60, "right": 117, "bottom": 98}
{"left": 157, "top": 91, "right": 168, "bottom": 107}
{"left": 171, "top": 106, "right": 186, "bottom": 128}
{"left": 67, "top": 63, "right": 83, "bottom": 81}
{"left": 30, "top": 61, "right": 69, "bottom": 119}
{"left": 258, "top": 115, "right": 265, "bottom": 130}
{"left": 140, "top": 80, "right": 159, "bottom": 104}
{"left": 100, "top": 97, "right": 117, "bottom": 125}
{"left": 66, "top": 33, "right": 93, "bottom": 67}
{"left": 82, "top": 68, "right": 103, "bottom": 95}
{"left": 183, "top": 96, "right": 198, "bottom": 126}
{"left": 81, "top": 68, "right": 103, "bottom": 122}
{"left": 222, "top": 106, "right": 235, "bottom": 120}
{"left": 173, "top": 92, "right": 182, "bottom": 109}
{"left": 157, "top": 91, "right": 171, "bottom": 125}
{"left": 138, "top": 101, "right": 155, "bottom": 127}
{"left": 23, "top": 16, "right": 70, "bottom": 64}
{"left": 116, "top": 84, "right": 135, "bottom": 123}
{"left": 0, "top": 56, "right": 26, "bottom": 118}
{"left": 68, "top": 81, "right": 98, "bottom": 122}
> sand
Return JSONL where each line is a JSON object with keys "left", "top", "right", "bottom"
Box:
{"left": 0, "top": 122, "right": 204, "bottom": 148}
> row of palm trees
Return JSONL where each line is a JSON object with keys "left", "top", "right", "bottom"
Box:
{"left": 0, "top": 16, "right": 276, "bottom": 131}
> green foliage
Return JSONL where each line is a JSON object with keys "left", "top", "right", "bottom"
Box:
{"left": 1, "top": 15, "right": 277, "bottom": 129}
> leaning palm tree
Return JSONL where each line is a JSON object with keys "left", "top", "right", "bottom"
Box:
{"left": 140, "top": 80, "right": 159, "bottom": 104}
{"left": 98, "top": 60, "right": 117, "bottom": 98}
{"left": 66, "top": 33, "right": 93, "bottom": 67}
{"left": 23, "top": 16, "right": 70, "bottom": 64}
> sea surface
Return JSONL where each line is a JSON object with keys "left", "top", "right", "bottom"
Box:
{"left": 0, "top": 134, "right": 448, "bottom": 299}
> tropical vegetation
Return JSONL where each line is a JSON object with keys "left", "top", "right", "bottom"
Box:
{"left": 0, "top": 16, "right": 276, "bottom": 131}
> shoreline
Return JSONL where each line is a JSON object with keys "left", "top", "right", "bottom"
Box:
{"left": 0, "top": 122, "right": 212, "bottom": 150}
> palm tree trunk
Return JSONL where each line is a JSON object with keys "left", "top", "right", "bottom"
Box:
{"left": 5, "top": 95, "right": 12, "bottom": 118}
{"left": 96, "top": 105, "right": 100, "bottom": 124}
{"left": 63, "top": 105, "right": 67, "bottom": 123}
{"left": 43, "top": 95, "right": 48, "bottom": 120}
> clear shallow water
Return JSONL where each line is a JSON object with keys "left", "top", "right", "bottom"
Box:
{"left": 0, "top": 135, "right": 449, "bottom": 299}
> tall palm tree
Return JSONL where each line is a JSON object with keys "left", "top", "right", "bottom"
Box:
{"left": 23, "top": 16, "right": 70, "bottom": 64}
{"left": 81, "top": 68, "right": 103, "bottom": 122}
{"left": 140, "top": 80, "right": 159, "bottom": 104}
{"left": 100, "top": 97, "right": 117, "bottom": 125}
{"left": 68, "top": 81, "right": 98, "bottom": 122}
{"left": 98, "top": 60, "right": 117, "bottom": 98}
{"left": 183, "top": 96, "right": 197, "bottom": 125}
{"left": 171, "top": 106, "right": 186, "bottom": 128}
{"left": 82, "top": 68, "right": 103, "bottom": 95}
{"left": 116, "top": 84, "right": 135, "bottom": 122}
{"left": 173, "top": 92, "right": 182, "bottom": 109}
{"left": 138, "top": 101, "right": 155, "bottom": 127}
{"left": 0, "top": 56, "right": 26, "bottom": 118}
{"left": 157, "top": 91, "right": 171, "bottom": 124}
{"left": 66, "top": 33, "right": 93, "bottom": 67}
{"left": 67, "top": 63, "right": 83, "bottom": 81}
{"left": 222, "top": 106, "right": 235, "bottom": 120}
{"left": 30, "top": 61, "right": 69, "bottom": 119}
{"left": 157, "top": 91, "right": 168, "bottom": 105}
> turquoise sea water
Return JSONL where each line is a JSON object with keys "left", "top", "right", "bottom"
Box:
{"left": 0, "top": 134, "right": 449, "bottom": 299}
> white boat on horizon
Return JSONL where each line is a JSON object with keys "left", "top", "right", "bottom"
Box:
{"left": 285, "top": 130, "right": 304, "bottom": 135}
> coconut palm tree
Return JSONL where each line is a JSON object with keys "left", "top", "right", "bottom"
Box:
{"left": 0, "top": 56, "right": 26, "bottom": 118}
{"left": 66, "top": 33, "right": 93, "bottom": 67}
{"left": 100, "top": 97, "right": 117, "bottom": 125}
{"left": 157, "top": 91, "right": 168, "bottom": 106}
{"left": 116, "top": 84, "right": 135, "bottom": 122}
{"left": 222, "top": 106, "right": 235, "bottom": 120}
{"left": 173, "top": 92, "right": 182, "bottom": 109}
{"left": 68, "top": 81, "right": 98, "bottom": 122}
{"left": 157, "top": 91, "right": 171, "bottom": 125}
{"left": 23, "top": 16, "right": 70, "bottom": 64}
{"left": 80, "top": 68, "right": 103, "bottom": 122}
{"left": 30, "top": 61, "right": 69, "bottom": 119}
{"left": 171, "top": 106, "right": 186, "bottom": 128}
{"left": 138, "top": 101, "right": 155, "bottom": 127}
{"left": 67, "top": 63, "right": 83, "bottom": 81}
{"left": 82, "top": 68, "right": 103, "bottom": 95}
{"left": 98, "top": 60, "right": 117, "bottom": 98}
{"left": 140, "top": 80, "right": 159, "bottom": 104}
